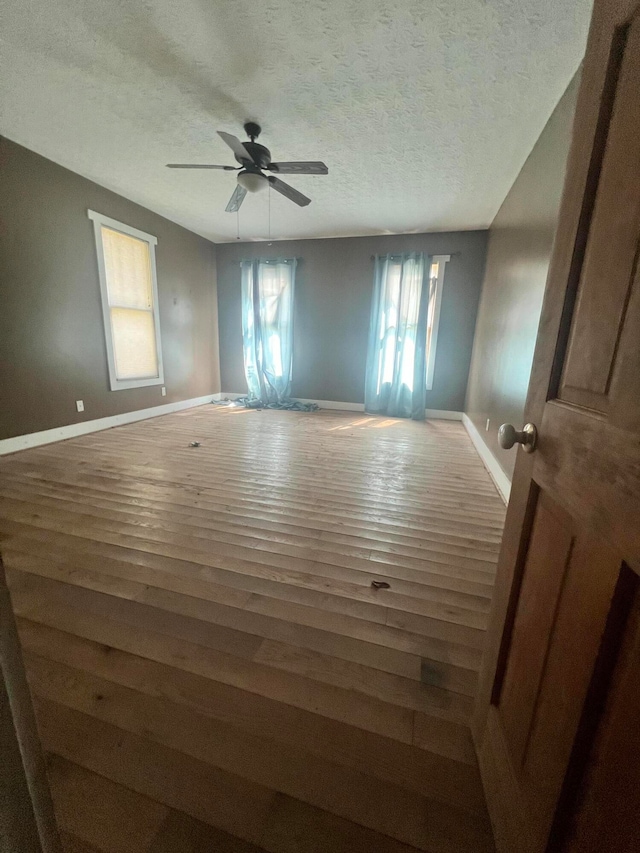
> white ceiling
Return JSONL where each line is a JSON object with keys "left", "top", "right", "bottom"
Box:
{"left": 1, "top": 0, "right": 591, "bottom": 243}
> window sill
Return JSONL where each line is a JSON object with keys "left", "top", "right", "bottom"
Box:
{"left": 109, "top": 376, "right": 164, "bottom": 391}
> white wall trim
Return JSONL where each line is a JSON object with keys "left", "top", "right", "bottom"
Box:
{"left": 425, "top": 409, "right": 462, "bottom": 421}
{"left": 426, "top": 255, "right": 451, "bottom": 391}
{"left": 88, "top": 208, "right": 165, "bottom": 392}
{"left": 87, "top": 209, "right": 158, "bottom": 245}
{"left": 462, "top": 413, "right": 511, "bottom": 504}
{"left": 0, "top": 394, "right": 215, "bottom": 456}
{"left": 213, "top": 391, "right": 245, "bottom": 402}
{"left": 216, "top": 393, "right": 462, "bottom": 420}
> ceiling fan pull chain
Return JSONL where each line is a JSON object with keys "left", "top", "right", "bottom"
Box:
{"left": 236, "top": 207, "right": 240, "bottom": 240}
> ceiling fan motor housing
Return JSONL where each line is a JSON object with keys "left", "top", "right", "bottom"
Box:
{"left": 237, "top": 141, "right": 271, "bottom": 170}
{"left": 236, "top": 122, "right": 271, "bottom": 169}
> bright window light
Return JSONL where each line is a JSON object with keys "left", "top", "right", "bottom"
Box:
{"left": 88, "top": 210, "right": 164, "bottom": 391}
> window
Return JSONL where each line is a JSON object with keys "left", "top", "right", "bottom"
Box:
{"left": 375, "top": 255, "right": 424, "bottom": 395}
{"left": 241, "top": 258, "right": 296, "bottom": 404}
{"left": 372, "top": 253, "right": 450, "bottom": 395}
{"left": 88, "top": 210, "right": 164, "bottom": 390}
{"left": 365, "top": 252, "right": 450, "bottom": 419}
{"left": 425, "top": 255, "right": 450, "bottom": 391}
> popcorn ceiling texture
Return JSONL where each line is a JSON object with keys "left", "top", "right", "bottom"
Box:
{"left": 0, "top": 0, "right": 591, "bottom": 242}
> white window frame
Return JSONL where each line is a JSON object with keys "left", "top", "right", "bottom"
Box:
{"left": 425, "top": 254, "right": 450, "bottom": 391}
{"left": 88, "top": 210, "right": 164, "bottom": 391}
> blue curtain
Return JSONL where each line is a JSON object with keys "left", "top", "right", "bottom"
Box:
{"left": 241, "top": 258, "right": 296, "bottom": 404}
{"left": 364, "top": 252, "right": 430, "bottom": 420}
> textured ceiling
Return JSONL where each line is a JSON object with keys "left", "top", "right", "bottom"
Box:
{"left": 0, "top": 0, "right": 591, "bottom": 242}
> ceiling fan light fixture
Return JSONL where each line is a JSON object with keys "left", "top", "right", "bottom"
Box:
{"left": 237, "top": 170, "right": 268, "bottom": 193}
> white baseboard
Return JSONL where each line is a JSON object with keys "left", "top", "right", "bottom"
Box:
{"left": 212, "top": 392, "right": 237, "bottom": 402}
{"left": 217, "top": 393, "right": 462, "bottom": 420}
{"left": 462, "top": 413, "right": 511, "bottom": 504}
{"left": 424, "top": 409, "right": 463, "bottom": 421}
{"left": 0, "top": 394, "right": 216, "bottom": 456}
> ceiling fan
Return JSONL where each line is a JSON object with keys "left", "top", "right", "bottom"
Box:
{"left": 167, "top": 122, "right": 328, "bottom": 212}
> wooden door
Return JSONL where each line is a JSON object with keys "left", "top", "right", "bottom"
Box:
{"left": 474, "top": 1, "right": 640, "bottom": 850}
{"left": 0, "top": 555, "right": 62, "bottom": 853}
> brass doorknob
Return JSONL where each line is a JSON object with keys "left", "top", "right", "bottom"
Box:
{"left": 498, "top": 422, "right": 538, "bottom": 453}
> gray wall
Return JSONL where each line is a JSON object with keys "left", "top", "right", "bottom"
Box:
{"left": 217, "top": 231, "right": 487, "bottom": 410}
{"left": 0, "top": 138, "right": 220, "bottom": 441}
{"left": 465, "top": 76, "right": 580, "bottom": 478}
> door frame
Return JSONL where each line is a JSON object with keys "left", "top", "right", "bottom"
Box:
{"left": 0, "top": 554, "right": 62, "bottom": 853}
{"left": 472, "top": 0, "right": 640, "bottom": 848}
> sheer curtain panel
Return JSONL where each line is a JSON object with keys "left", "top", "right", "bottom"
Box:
{"left": 364, "top": 252, "right": 430, "bottom": 419}
{"left": 241, "top": 258, "right": 296, "bottom": 404}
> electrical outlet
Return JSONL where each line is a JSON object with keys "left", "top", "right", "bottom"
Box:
{"left": 485, "top": 418, "right": 491, "bottom": 431}
{"left": 76, "top": 400, "right": 84, "bottom": 413}
{"left": 161, "top": 386, "right": 167, "bottom": 397}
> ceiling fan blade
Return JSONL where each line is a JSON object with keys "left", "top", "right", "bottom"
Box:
{"left": 269, "top": 161, "right": 328, "bottom": 175}
{"left": 225, "top": 184, "right": 247, "bottom": 213}
{"left": 217, "top": 131, "right": 256, "bottom": 164}
{"left": 268, "top": 176, "right": 311, "bottom": 207}
{"left": 167, "top": 163, "right": 237, "bottom": 170}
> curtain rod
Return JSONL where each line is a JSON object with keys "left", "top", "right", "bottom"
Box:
{"left": 240, "top": 257, "right": 301, "bottom": 263}
{"left": 370, "top": 251, "right": 460, "bottom": 260}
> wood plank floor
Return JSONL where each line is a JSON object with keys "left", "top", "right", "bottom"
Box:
{"left": 0, "top": 406, "right": 505, "bottom": 852}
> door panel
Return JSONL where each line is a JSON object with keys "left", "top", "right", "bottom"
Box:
{"left": 609, "top": 260, "right": 640, "bottom": 430}
{"left": 521, "top": 536, "right": 620, "bottom": 847}
{"left": 475, "top": 1, "right": 640, "bottom": 850}
{"left": 563, "top": 585, "right": 640, "bottom": 852}
{"left": 536, "top": 401, "right": 640, "bottom": 565}
{"left": 497, "top": 495, "right": 622, "bottom": 848}
{"left": 499, "top": 494, "right": 573, "bottom": 767}
{"left": 560, "top": 16, "right": 640, "bottom": 411}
